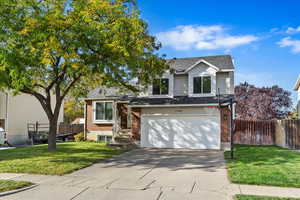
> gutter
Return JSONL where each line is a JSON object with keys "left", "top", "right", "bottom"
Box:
{"left": 128, "top": 103, "right": 219, "bottom": 108}
{"left": 294, "top": 75, "right": 300, "bottom": 91}
{"left": 5, "top": 92, "right": 8, "bottom": 131}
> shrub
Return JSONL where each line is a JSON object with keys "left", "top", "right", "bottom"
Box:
{"left": 74, "top": 132, "right": 84, "bottom": 142}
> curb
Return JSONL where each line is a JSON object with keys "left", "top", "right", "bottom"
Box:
{"left": 0, "top": 184, "right": 38, "bottom": 197}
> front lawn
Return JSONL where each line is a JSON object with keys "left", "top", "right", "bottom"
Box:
{"left": 0, "top": 180, "right": 32, "bottom": 193}
{"left": 0, "top": 142, "right": 127, "bottom": 175}
{"left": 225, "top": 145, "right": 300, "bottom": 187}
{"left": 235, "top": 195, "right": 300, "bottom": 200}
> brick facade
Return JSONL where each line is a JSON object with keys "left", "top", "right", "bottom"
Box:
{"left": 85, "top": 100, "right": 113, "bottom": 132}
{"left": 131, "top": 108, "right": 141, "bottom": 140}
{"left": 220, "top": 107, "right": 231, "bottom": 142}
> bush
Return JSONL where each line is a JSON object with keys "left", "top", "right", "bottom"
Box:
{"left": 74, "top": 132, "right": 84, "bottom": 142}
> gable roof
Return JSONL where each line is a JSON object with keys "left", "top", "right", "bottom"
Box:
{"left": 168, "top": 55, "right": 234, "bottom": 72}
{"left": 86, "top": 87, "right": 134, "bottom": 100}
{"left": 294, "top": 75, "right": 300, "bottom": 91}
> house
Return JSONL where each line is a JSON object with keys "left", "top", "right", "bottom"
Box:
{"left": 71, "top": 118, "right": 85, "bottom": 125}
{"left": 0, "top": 92, "right": 64, "bottom": 145}
{"left": 294, "top": 75, "right": 300, "bottom": 118}
{"left": 84, "top": 55, "right": 234, "bottom": 150}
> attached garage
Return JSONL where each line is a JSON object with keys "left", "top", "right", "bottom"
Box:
{"left": 140, "top": 107, "right": 221, "bottom": 150}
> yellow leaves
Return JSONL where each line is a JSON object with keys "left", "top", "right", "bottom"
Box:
{"left": 19, "top": 18, "right": 38, "bottom": 35}
{"left": 41, "top": 57, "right": 52, "bottom": 65}
{"left": 19, "top": 28, "right": 29, "bottom": 35}
{"left": 26, "top": 18, "right": 38, "bottom": 26}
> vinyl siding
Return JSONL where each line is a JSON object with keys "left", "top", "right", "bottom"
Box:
{"left": 216, "top": 72, "right": 234, "bottom": 95}
{"left": 174, "top": 74, "right": 188, "bottom": 96}
{"left": 188, "top": 63, "right": 217, "bottom": 97}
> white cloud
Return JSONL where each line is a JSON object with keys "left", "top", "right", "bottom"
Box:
{"left": 156, "top": 25, "right": 259, "bottom": 51}
{"left": 277, "top": 37, "right": 300, "bottom": 53}
{"left": 286, "top": 26, "right": 300, "bottom": 34}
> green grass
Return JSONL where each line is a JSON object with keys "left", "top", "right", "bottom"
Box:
{"left": 225, "top": 145, "right": 300, "bottom": 187}
{"left": 235, "top": 194, "right": 300, "bottom": 200}
{"left": 0, "top": 180, "right": 32, "bottom": 193}
{"left": 0, "top": 142, "right": 127, "bottom": 175}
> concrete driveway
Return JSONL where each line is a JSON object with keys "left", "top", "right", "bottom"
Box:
{"left": 2, "top": 149, "right": 235, "bottom": 200}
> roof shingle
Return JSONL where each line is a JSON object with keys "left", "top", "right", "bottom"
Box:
{"left": 168, "top": 55, "right": 234, "bottom": 72}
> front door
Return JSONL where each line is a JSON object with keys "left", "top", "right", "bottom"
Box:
{"left": 117, "top": 103, "right": 128, "bottom": 129}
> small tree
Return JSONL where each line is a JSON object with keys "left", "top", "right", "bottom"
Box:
{"left": 0, "top": 0, "right": 167, "bottom": 150}
{"left": 235, "top": 82, "right": 292, "bottom": 120}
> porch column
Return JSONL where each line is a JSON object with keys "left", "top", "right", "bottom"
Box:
{"left": 112, "top": 101, "right": 118, "bottom": 142}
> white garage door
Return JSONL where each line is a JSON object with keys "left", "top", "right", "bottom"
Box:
{"left": 141, "top": 114, "right": 220, "bottom": 149}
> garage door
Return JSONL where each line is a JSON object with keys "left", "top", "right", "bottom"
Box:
{"left": 141, "top": 114, "right": 220, "bottom": 149}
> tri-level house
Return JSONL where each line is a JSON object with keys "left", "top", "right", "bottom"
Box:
{"left": 84, "top": 55, "right": 235, "bottom": 150}
{"left": 294, "top": 75, "right": 300, "bottom": 118}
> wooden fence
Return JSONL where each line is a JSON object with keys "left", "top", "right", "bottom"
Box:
{"left": 27, "top": 122, "right": 84, "bottom": 144}
{"left": 234, "top": 119, "right": 276, "bottom": 145}
{"left": 282, "top": 119, "right": 300, "bottom": 149}
{"left": 58, "top": 123, "right": 84, "bottom": 135}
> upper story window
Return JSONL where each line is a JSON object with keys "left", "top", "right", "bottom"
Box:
{"left": 94, "top": 101, "right": 113, "bottom": 122}
{"left": 193, "top": 76, "right": 211, "bottom": 94}
{"left": 152, "top": 78, "right": 169, "bottom": 95}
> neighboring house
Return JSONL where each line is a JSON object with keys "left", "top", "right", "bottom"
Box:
{"left": 84, "top": 55, "right": 234, "bottom": 150}
{"left": 0, "top": 92, "right": 64, "bottom": 145}
{"left": 71, "top": 118, "right": 85, "bottom": 125}
{"left": 294, "top": 75, "right": 300, "bottom": 118}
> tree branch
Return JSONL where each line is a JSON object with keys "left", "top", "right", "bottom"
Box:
{"left": 61, "top": 74, "right": 82, "bottom": 100}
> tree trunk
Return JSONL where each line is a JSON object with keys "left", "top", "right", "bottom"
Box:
{"left": 48, "top": 117, "right": 58, "bottom": 151}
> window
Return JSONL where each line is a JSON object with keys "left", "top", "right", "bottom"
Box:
{"left": 193, "top": 76, "right": 211, "bottom": 94}
{"left": 97, "top": 135, "right": 112, "bottom": 143}
{"left": 94, "top": 102, "right": 113, "bottom": 122}
{"left": 152, "top": 78, "right": 169, "bottom": 95}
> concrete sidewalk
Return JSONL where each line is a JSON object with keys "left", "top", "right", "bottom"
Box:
{"left": 1, "top": 149, "right": 300, "bottom": 199}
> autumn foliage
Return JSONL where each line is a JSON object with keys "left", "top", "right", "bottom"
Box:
{"left": 235, "top": 82, "right": 292, "bottom": 120}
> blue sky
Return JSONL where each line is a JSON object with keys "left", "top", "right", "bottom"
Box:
{"left": 137, "top": 0, "right": 300, "bottom": 105}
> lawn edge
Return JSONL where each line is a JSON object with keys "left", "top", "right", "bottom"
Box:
{"left": 0, "top": 184, "right": 37, "bottom": 197}
{"left": 224, "top": 148, "right": 300, "bottom": 189}
{"left": 0, "top": 143, "right": 132, "bottom": 176}
{"left": 235, "top": 194, "right": 300, "bottom": 200}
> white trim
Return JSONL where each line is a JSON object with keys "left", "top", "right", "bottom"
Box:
{"left": 92, "top": 101, "right": 114, "bottom": 124}
{"left": 294, "top": 75, "right": 300, "bottom": 91}
{"left": 148, "top": 73, "right": 174, "bottom": 98}
{"left": 83, "top": 97, "right": 125, "bottom": 101}
{"left": 141, "top": 113, "right": 219, "bottom": 117}
{"left": 189, "top": 73, "right": 216, "bottom": 97}
{"left": 219, "top": 69, "right": 234, "bottom": 72}
{"left": 185, "top": 59, "right": 219, "bottom": 72}
{"left": 129, "top": 103, "right": 218, "bottom": 108}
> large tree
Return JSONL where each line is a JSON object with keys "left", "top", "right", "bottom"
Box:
{"left": 0, "top": 0, "right": 167, "bottom": 150}
{"left": 235, "top": 82, "right": 292, "bottom": 120}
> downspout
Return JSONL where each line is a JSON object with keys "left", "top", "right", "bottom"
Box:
{"left": 5, "top": 92, "right": 8, "bottom": 132}
{"left": 112, "top": 100, "right": 118, "bottom": 143}
{"left": 83, "top": 100, "right": 87, "bottom": 140}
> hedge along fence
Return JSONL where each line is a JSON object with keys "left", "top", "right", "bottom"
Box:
{"left": 234, "top": 119, "right": 300, "bottom": 149}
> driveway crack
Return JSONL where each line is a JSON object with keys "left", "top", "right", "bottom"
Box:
{"left": 142, "top": 180, "right": 156, "bottom": 190}
{"left": 156, "top": 191, "right": 163, "bottom": 200}
{"left": 190, "top": 181, "right": 196, "bottom": 193}
{"left": 139, "top": 167, "right": 155, "bottom": 180}
{"left": 70, "top": 186, "right": 89, "bottom": 200}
